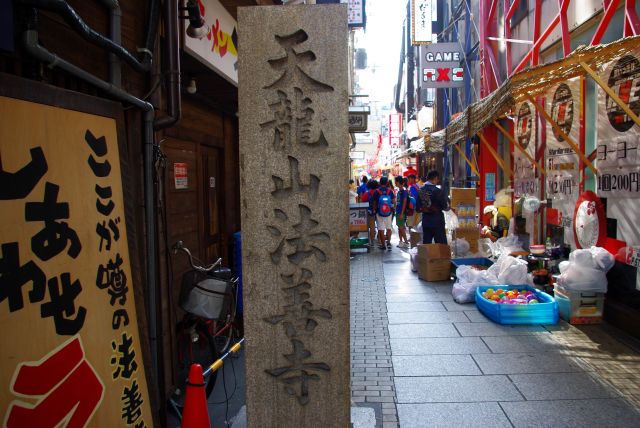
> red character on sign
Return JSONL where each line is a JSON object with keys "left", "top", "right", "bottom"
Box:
{"left": 6, "top": 337, "right": 104, "bottom": 428}
{"left": 436, "top": 68, "right": 450, "bottom": 82}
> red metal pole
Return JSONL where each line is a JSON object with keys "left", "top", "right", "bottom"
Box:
{"left": 532, "top": 0, "right": 542, "bottom": 66}
{"left": 513, "top": 14, "right": 560, "bottom": 73}
{"left": 624, "top": 0, "right": 640, "bottom": 36}
{"left": 559, "top": 0, "right": 571, "bottom": 57}
{"left": 506, "top": 0, "right": 522, "bottom": 21}
{"left": 591, "top": 0, "right": 621, "bottom": 45}
{"left": 505, "top": 0, "right": 513, "bottom": 75}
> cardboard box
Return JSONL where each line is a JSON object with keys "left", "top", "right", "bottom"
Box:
{"left": 418, "top": 257, "right": 451, "bottom": 281}
{"left": 450, "top": 187, "right": 476, "bottom": 207}
{"left": 417, "top": 243, "right": 451, "bottom": 259}
{"left": 409, "top": 230, "right": 422, "bottom": 248}
{"left": 417, "top": 244, "right": 451, "bottom": 281}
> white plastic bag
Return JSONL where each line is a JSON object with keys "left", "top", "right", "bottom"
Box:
{"left": 451, "top": 238, "right": 470, "bottom": 257}
{"left": 557, "top": 246, "right": 615, "bottom": 293}
{"left": 487, "top": 254, "right": 531, "bottom": 285}
{"left": 452, "top": 265, "right": 500, "bottom": 303}
{"left": 444, "top": 210, "right": 459, "bottom": 231}
{"left": 409, "top": 247, "right": 418, "bottom": 272}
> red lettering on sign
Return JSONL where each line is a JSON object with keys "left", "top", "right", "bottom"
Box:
{"left": 618, "top": 79, "right": 632, "bottom": 104}
{"left": 6, "top": 337, "right": 104, "bottom": 428}
{"left": 436, "top": 68, "right": 450, "bottom": 82}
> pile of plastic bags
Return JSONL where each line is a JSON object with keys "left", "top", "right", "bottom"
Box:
{"left": 557, "top": 246, "right": 614, "bottom": 293}
{"left": 452, "top": 254, "right": 531, "bottom": 303}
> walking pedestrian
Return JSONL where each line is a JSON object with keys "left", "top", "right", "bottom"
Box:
{"left": 406, "top": 173, "right": 421, "bottom": 229}
{"left": 373, "top": 176, "right": 395, "bottom": 250}
{"left": 360, "top": 179, "right": 379, "bottom": 248}
{"left": 394, "top": 176, "right": 409, "bottom": 248}
{"left": 418, "top": 170, "right": 450, "bottom": 244}
{"left": 356, "top": 176, "right": 368, "bottom": 202}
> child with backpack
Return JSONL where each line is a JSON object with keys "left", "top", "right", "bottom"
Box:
{"left": 373, "top": 176, "right": 395, "bottom": 250}
{"left": 394, "top": 176, "right": 410, "bottom": 248}
{"left": 360, "top": 179, "right": 379, "bottom": 248}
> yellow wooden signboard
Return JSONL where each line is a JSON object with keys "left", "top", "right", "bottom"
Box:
{"left": 0, "top": 96, "right": 152, "bottom": 427}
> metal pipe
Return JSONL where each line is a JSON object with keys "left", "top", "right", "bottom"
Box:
{"left": 20, "top": 0, "right": 160, "bottom": 73}
{"left": 98, "top": 0, "right": 122, "bottom": 86}
{"left": 394, "top": 22, "right": 406, "bottom": 114}
{"left": 154, "top": 0, "right": 181, "bottom": 130}
{"left": 23, "top": 15, "right": 160, "bottom": 408}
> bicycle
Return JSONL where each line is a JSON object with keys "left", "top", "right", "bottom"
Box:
{"left": 170, "top": 241, "right": 239, "bottom": 406}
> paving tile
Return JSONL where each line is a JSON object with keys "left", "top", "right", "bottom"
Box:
{"left": 464, "top": 310, "right": 491, "bottom": 322}
{"left": 500, "top": 399, "right": 640, "bottom": 428}
{"left": 442, "top": 301, "right": 475, "bottom": 311}
{"left": 386, "top": 293, "right": 451, "bottom": 302}
{"left": 384, "top": 287, "right": 435, "bottom": 296}
{"left": 472, "top": 353, "right": 586, "bottom": 374}
{"left": 393, "top": 355, "right": 482, "bottom": 376}
{"left": 387, "top": 323, "right": 460, "bottom": 338}
{"left": 386, "top": 301, "right": 447, "bottom": 312}
{"left": 395, "top": 375, "right": 523, "bottom": 402}
{"left": 397, "top": 403, "right": 512, "bottom": 428}
{"left": 391, "top": 337, "right": 491, "bottom": 355}
{"left": 455, "top": 322, "right": 547, "bottom": 336}
{"left": 509, "top": 372, "right": 619, "bottom": 400}
{"left": 431, "top": 284, "right": 453, "bottom": 293}
{"left": 388, "top": 311, "right": 470, "bottom": 324}
{"left": 482, "top": 335, "right": 564, "bottom": 353}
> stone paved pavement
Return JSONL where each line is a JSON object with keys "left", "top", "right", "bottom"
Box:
{"left": 350, "top": 242, "right": 640, "bottom": 428}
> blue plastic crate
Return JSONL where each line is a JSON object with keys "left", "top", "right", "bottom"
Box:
{"left": 475, "top": 285, "right": 559, "bottom": 325}
{"left": 451, "top": 257, "right": 494, "bottom": 269}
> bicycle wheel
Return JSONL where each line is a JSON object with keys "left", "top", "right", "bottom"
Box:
{"left": 214, "top": 279, "right": 238, "bottom": 354}
{"left": 175, "top": 318, "right": 219, "bottom": 402}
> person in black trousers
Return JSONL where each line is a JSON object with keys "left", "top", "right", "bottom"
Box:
{"left": 419, "top": 170, "right": 450, "bottom": 244}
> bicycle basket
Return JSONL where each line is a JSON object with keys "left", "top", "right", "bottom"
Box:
{"left": 179, "top": 270, "right": 231, "bottom": 320}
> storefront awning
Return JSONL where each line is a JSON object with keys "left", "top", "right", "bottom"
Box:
{"left": 441, "top": 35, "right": 640, "bottom": 145}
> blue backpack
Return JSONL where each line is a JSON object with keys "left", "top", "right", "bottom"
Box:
{"left": 406, "top": 194, "right": 416, "bottom": 216}
{"left": 377, "top": 189, "right": 393, "bottom": 217}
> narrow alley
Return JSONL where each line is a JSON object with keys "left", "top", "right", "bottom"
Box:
{"left": 350, "top": 241, "right": 640, "bottom": 428}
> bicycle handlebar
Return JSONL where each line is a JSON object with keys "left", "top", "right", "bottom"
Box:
{"left": 172, "top": 240, "right": 222, "bottom": 273}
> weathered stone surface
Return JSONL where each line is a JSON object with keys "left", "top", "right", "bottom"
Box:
{"left": 238, "top": 4, "right": 349, "bottom": 427}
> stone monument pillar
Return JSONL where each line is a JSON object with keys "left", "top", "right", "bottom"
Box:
{"left": 238, "top": 4, "right": 349, "bottom": 427}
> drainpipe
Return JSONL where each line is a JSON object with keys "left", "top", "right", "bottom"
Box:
{"left": 23, "top": 10, "right": 160, "bottom": 409}
{"left": 19, "top": 0, "right": 160, "bottom": 73}
{"left": 98, "top": 0, "right": 122, "bottom": 86}
{"left": 154, "top": 0, "right": 181, "bottom": 130}
{"left": 394, "top": 22, "right": 406, "bottom": 113}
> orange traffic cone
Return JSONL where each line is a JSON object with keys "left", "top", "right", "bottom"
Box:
{"left": 181, "top": 364, "right": 210, "bottom": 428}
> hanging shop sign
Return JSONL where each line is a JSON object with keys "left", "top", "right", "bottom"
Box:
{"left": 596, "top": 50, "right": 640, "bottom": 198}
{"left": 514, "top": 101, "right": 538, "bottom": 197}
{"left": 184, "top": 0, "right": 238, "bottom": 85}
{"left": 545, "top": 79, "right": 581, "bottom": 202}
{"left": 572, "top": 191, "right": 607, "bottom": 249}
{"left": 389, "top": 113, "right": 402, "bottom": 148}
{"left": 349, "top": 111, "right": 368, "bottom": 133}
{"left": 419, "top": 43, "right": 465, "bottom": 89}
{"left": 411, "top": 0, "right": 433, "bottom": 44}
{"left": 347, "top": 0, "right": 366, "bottom": 28}
{"left": 0, "top": 82, "right": 151, "bottom": 427}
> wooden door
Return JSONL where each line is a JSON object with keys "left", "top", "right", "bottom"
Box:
{"left": 200, "top": 145, "right": 223, "bottom": 263}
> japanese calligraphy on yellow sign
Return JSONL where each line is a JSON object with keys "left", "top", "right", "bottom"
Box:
{"left": 0, "top": 96, "right": 151, "bottom": 427}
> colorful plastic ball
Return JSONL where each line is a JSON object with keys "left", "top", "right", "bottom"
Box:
{"left": 529, "top": 299, "right": 539, "bottom": 304}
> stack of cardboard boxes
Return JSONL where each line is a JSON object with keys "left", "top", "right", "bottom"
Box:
{"left": 417, "top": 244, "right": 451, "bottom": 281}
{"left": 450, "top": 187, "right": 479, "bottom": 254}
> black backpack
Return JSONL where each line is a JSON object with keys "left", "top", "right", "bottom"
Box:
{"left": 418, "top": 185, "right": 439, "bottom": 213}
